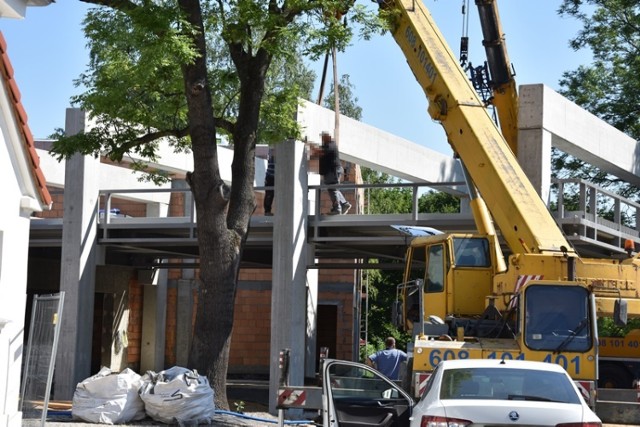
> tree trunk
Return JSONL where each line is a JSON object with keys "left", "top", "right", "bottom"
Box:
{"left": 177, "top": 0, "right": 235, "bottom": 410}
{"left": 177, "top": 0, "right": 267, "bottom": 411}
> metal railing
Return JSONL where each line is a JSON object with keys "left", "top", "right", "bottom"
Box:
{"left": 551, "top": 178, "right": 640, "bottom": 251}
{"left": 45, "top": 178, "right": 640, "bottom": 257}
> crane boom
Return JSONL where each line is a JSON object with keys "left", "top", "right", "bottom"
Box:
{"left": 378, "top": 0, "right": 572, "bottom": 255}
{"left": 474, "top": 0, "right": 519, "bottom": 155}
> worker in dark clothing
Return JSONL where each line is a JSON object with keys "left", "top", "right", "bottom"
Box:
{"left": 263, "top": 147, "right": 275, "bottom": 216}
{"left": 318, "top": 132, "right": 351, "bottom": 215}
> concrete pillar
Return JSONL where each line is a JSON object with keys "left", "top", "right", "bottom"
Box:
{"left": 518, "top": 85, "right": 554, "bottom": 204}
{"left": 269, "top": 140, "right": 315, "bottom": 414}
{"left": 305, "top": 172, "right": 320, "bottom": 378}
{"left": 305, "top": 245, "right": 319, "bottom": 378}
{"left": 518, "top": 128, "right": 553, "bottom": 204}
{"left": 176, "top": 278, "right": 195, "bottom": 366}
{"left": 54, "top": 109, "right": 102, "bottom": 399}
{"left": 140, "top": 266, "right": 167, "bottom": 373}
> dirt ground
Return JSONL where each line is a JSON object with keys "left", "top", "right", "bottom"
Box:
{"left": 22, "top": 379, "right": 633, "bottom": 426}
{"left": 22, "top": 379, "right": 317, "bottom": 426}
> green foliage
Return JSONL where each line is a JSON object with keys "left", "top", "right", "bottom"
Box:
{"left": 559, "top": 0, "right": 640, "bottom": 140}
{"left": 555, "top": 1, "right": 640, "bottom": 208}
{"left": 598, "top": 317, "right": 640, "bottom": 337}
{"left": 322, "top": 74, "right": 363, "bottom": 120}
{"left": 52, "top": 1, "right": 380, "bottom": 181}
{"left": 361, "top": 167, "right": 461, "bottom": 215}
{"left": 419, "top": 190, "right": 460, "bottom": 213}
{"left": 233, "top": 400, "right": 245, "bottom": 413}
{"left": 358, "top": 170, "right": 460, "bottom": 355}
{"left": 360, "top": 167, "right": 412, "bottom": 214}
{"left": 361, "top": 266, "right": 411, "bottom": 353}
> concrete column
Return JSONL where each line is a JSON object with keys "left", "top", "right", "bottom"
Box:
{"left": 54, "top": 109, "right": 102, "bottom": 399}
{"left": 518, "top": 128, "right": 553, "bottom": 204}
{"left": 518, "top": 84, "right": 554, "bottom": 205}
{"left": 176, "top": 278, "right": 195, "bottom": 366}
{"left": 269, "top": 140, "right": 314, "bottom": 414}
{"left": 140, "top": 266, "right": 167, "bottom": 373}
{"left": 305, "top": 170, "right": 320, "bottom": 378}
{"left": 305, "top": 245, "right": 319, "bottom": 378}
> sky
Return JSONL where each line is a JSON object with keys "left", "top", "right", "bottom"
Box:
{"left": 1, "top": 1, "right": 592, "bottom": 156}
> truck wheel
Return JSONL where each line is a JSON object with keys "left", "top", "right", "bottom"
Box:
{"left": 599, "top": 363, "right": 631, "bottom": 388}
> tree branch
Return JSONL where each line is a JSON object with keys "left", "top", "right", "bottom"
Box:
{"left": 119, "top": 127, "right": 190, "bottom": 153}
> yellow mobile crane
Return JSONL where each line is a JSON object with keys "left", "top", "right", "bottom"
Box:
{"left": 472, "top": 0, "right": 640, "bottom": 391}
{"left": 373, "top": 0, "right": 640, "bottom": 406}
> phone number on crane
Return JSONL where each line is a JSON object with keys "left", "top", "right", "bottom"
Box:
{"left": 425, "top": 349, "right": 584, "bottom": 374}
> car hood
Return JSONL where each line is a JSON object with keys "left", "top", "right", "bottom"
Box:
{"left": 441, "top": 399, "right": 594, "bottom": 425}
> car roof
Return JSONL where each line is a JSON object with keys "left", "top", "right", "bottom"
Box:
{"left": 437, "top": 359, "right": 567, "bottom": 374}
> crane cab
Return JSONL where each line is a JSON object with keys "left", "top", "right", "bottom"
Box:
{"left": 398, "top": 233, "right": 498, "bottom": 337}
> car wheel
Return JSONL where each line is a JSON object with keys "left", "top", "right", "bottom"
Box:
{"left": 599, "top": 363, "right": 631, "bottom": 388}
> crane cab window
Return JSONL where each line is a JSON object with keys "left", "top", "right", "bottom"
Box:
{"left": 406, "top": 244, "right": 444, "bottom": 293}
{"left": 426, "top": 244, "right": 444, "bottom": 292}
{"left": 453, "top": 237, "right": 490, "bottom": 267}
{"left": 407, "top": 246, "right": 426, "bottom": 285}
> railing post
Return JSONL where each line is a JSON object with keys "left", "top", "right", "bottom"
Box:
{"left": 103, "top": 192, "right": 112, "bottom": 239}
{"left": 557, "top": 180, "right": 565, "bottom": 219}
{"left": 412, "top": 184, "right": 419, "bottom": 221}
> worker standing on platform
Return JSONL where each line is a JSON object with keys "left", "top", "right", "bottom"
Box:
{"left": 263, "top": 147, "right": 275, "bottom": 216}
{"left": 315, "top": 132, "right": 351, "bottom": 215}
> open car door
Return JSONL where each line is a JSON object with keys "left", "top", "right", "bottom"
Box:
{"left": 321, "top": 359, "right": 414, "bottom": 427}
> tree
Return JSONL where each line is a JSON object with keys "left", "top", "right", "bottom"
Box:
{"left": 323, "top": 73, "right": 363, "bottom": 120}
{"left": 555, "top": 1, "right": 640, "bottom": 205}
{"left": 52, "top": 0, "right": 378, "bottom": 409}
{"left": 559, "top": 0, "right": 640, "bottom": 141}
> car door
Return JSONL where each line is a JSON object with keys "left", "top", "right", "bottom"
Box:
{"left": 322, "top": 359, "right": 414, "bottom": 427}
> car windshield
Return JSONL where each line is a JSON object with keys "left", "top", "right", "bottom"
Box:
{"left": 439, "top": 367, "right": 580, "bottom": 404}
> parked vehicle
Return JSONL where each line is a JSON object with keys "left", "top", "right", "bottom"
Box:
{"left": 412, "top": 358, "right": 602, "bottom": 427}
{"left": 310, "top": 358, "right": 601, "bottom": 427}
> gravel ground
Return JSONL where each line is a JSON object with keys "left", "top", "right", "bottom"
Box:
{"left": 23, "top": 411, "right": 315, "bottom": 426}
{"left": 20, "top": 378, "right": 632, "bottom": 426}
{"left": 21, "top": 379, "right": 318, "bottom": 426}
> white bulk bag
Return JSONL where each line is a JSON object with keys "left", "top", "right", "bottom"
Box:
{"left": 139, "top": 366, "right": 215, "bottom": 425}
{"left": 72, "top": 366, "right": 146, "bottom": 424}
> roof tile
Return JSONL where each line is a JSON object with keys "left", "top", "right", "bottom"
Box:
{"left": 0, "top": 30, "right": 52, "bottom": 209}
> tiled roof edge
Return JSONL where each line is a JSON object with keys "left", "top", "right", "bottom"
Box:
{"left": 0, "top": 31, "right": 52, "bottom": 209}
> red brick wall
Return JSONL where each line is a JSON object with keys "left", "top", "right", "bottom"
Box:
{"left": 127, "top": 279, "right": 143, "bottom": 369}
{"left": 34, "top": 188, "right": 150, "bottom": 219}
{"left": 229, "top": 288, "right": 272, "bottom": 371}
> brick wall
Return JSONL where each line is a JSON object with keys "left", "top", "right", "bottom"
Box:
{"left": 34, "top": 188, "right": 150, "bottom": 219}
{"left": 229, "top": 287, "right": 272, "bottom": 373}
{"left": 127, "top": 279, "right": 143, "bottom": 370}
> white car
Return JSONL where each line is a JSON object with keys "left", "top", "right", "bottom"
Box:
{"left": 321, "top": 358, "right": 601, "bottom": 427}
{"left": 411, "top": 358, "right": 602, "bottom": 427}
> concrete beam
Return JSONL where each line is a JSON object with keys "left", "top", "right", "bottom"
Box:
{"left": 520, "top": 84, "right": 640, "bottom": 186}
{"left": 296, "top": 100, "right": 466, "bottom": 195}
